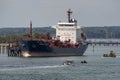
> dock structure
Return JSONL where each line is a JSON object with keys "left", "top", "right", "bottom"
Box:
{"left": 0, "top": 43, "right": 21, "bottom": 57}
{"left": 86, "top": 39, "right": 120, "bottom": 46}
{"left": 0, "top": 43, "right": 9, "bottom": 54}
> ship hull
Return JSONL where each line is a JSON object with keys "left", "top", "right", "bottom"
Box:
{"left": 21, "top": 44, "right": 88, "bottom": 57}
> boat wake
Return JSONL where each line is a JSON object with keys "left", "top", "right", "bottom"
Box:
{"left": 0, "top": 65, "right": 67, "bottom": 71}
{"left": 116, "top": 56, "right": 120, "bottom": 58}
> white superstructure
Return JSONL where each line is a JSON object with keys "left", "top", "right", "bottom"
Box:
{"left": 53, "top": 22, "right": 84, "bottom": 43}
{"left": 53, "top": 9, "right": 86, "bottom": 44}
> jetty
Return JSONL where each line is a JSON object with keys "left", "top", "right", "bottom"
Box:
{"left": 0, "top": 43, "right": 9, "bottom": 54}
{"left": 86, "top": 39, "right": 120, "bottom": 46}
{"left": 0, "top": 43, "right": 21, "bottom": 57}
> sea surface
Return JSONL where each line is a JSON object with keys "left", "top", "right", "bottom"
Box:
{"left": 0, "top": 45, "right": 120, "bottom": 80}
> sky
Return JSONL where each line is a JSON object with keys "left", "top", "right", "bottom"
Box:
{"left": 0, "top": 0, "right": 120, "bottom": 27}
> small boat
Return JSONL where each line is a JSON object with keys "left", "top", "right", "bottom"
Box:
{"left": 63, "top": 60, "right": 74, "bottom": 65}
{"left": 103, "top": 50, "right": 116, "bottom": 57}
{"left": 81, "top": 60, "right": 87, "bottom": 64}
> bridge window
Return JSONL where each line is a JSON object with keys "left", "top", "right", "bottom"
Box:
{"left": 59, "top": 24, "right": 74, "bottom": 26}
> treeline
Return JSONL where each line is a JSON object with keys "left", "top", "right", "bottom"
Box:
{"left": 0, "top": 27, "right": 55, "bottom": 37}
{"left": 83, "top": 26, "right": 120, "bottom": 39}
{"left": 0, "top": 32, "right": 52, "bottom": 43}
{"left": 0, "top": 26, "right": 120, "bottom": 43}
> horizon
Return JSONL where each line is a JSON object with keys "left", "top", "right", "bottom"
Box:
{"left": 0, "top": 25, "right": 120, "bottom": 29}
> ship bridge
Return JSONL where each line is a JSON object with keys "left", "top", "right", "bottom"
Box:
{"left": 52, "top": 9, "right": 85, "bottom": 44}
{"left": 56, "top": 22, "right": 81, "bottom": 28}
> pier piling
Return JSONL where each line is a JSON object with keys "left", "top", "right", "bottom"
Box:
{"left": 0, "top": 43, "right": 21, "bottom": 57}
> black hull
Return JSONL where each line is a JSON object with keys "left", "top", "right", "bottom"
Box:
{"left": 21, "top": 44, "right": 88, "bottom": 57}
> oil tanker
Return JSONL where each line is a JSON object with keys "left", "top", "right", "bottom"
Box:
{"left": 19, "top": 9, "right": 88, "bottom": 57}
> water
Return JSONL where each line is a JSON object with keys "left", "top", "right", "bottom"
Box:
{"left": 0, "top": 45, "right": 120, "bottom": 80}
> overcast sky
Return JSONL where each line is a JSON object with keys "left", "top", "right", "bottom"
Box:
{"left": 0, "top": 0, "right": 120, "bottom": 27}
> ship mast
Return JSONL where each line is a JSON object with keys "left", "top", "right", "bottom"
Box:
{"left": 67, "top": 9, "right": 72, "bottom": 23}
{"left": 30, "top": 21, "right": 32, "bottom": 41}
